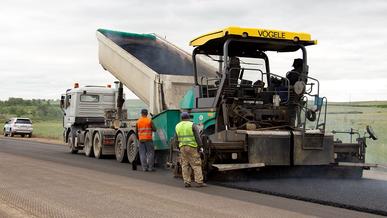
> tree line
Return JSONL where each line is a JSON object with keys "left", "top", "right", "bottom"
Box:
{"left": 0, "top": 98, "right": 62, "bottom": 122}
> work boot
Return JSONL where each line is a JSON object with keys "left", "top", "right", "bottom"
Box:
{"left": 196, "top": 183, "right": 207, "bottom": 188}
{"left": 184, "top": 183, "right": 191, "bottom": 188}
{"left": 131, "top": 163, "right": 137, "bottom": 171}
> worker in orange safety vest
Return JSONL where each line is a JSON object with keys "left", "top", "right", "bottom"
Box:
{"left": 136, "top": 109, "right": 156, "bottom": 171}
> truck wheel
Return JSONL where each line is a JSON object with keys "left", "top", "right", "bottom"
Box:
{"left": 9, "top": 130, "right": 14, "bottom": 137}
{"left": 126, "top": 134, "right": 139, "bottom": 164}
{"left": 84, "top": 131, "right": 94, "bottom": 157}
{"left": 21, "top": 134, "right": 25, "bottom": 138}
{"left": 115, "top": 132, "right": 127, "bottom": 163}
{"left": 93, "top": 132, "right": 103, "bottom": 159}
{"left": 28, "top": 133, "right": 32, "bottom": 138}
{"left": 3, "top": 129, "right": 7, "bottom": 137}
{"left": 68, "top": 131, "right": 78, "bottom": 154}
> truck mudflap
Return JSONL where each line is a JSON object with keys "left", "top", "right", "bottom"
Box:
{"left": 212, "top": 163, "right": 265, "bottom": 172}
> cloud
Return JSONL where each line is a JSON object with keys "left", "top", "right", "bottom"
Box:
{"left": 0, "top": 0, "right": 386, "bottom": 102}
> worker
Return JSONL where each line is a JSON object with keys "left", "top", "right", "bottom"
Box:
{"left": 286, "top": 58, "right": 304, "bottom": 85}
{"left": 136, "top": 109, "right": 156, "bottom": 172}
{"left": 175, "top": 112, "right": 207, "bottom": 188}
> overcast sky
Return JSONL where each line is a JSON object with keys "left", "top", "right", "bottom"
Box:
{"left": 0, "top": 0, "right": 386, "bottom": 102}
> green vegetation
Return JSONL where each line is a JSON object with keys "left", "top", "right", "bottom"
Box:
{"left": 1, "top": 98, "right": 386, "bottom": 164}
{"left": 0, "top": 98, "right": 62, "bottom": 121}
{"left": 0, "top": 98, "right": 63, "bottom": 139}
{"left": 31, "top": 121, "right": 63, "bottom": 139}
{"left": 325, "top": 102, "right": 387, "bottom": 164}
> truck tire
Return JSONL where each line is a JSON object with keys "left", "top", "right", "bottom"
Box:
{"left": 84, "top": 131, "right": 94, "bottom": 157}
{"left": 3, "top": 129, "right": 7, "bottom": 137}
{"left": 115, "top": 132, "right": 127, "bottom": 163}
{"left": 93, "top": 132, "right": 103, "bottom": 159}
{"left": 9, "top": 130, "right": 14, "bottom": 137}
{"left": 68, "top": 131, "right": 78, "bottom": 154}
{"left": 28, "top": 133, "right": 32, "bottom": 138}
{"left": 126, "top": 133, "right": 139, "bottom": 164}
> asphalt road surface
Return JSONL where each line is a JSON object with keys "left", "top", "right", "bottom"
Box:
{"left": 0, "top": 136, "right": 383, "bottom": 218}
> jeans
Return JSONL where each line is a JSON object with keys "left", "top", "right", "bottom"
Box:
{"left": 139, "top": 141, "right": 155, "bottom": 171}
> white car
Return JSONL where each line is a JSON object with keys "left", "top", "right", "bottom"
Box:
{"left": 3, "top": 118, "right": 33, "bottom": 137}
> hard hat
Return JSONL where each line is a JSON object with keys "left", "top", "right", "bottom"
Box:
{"left": 292, "top": 58, "right": 303, "bottom": 68}
{"left": 181, "top": 112, "right": 190, "bottom": 120}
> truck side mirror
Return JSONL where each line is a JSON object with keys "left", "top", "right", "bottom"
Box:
{"left": 60, "top": 95, "right": 66, "bottom": 108}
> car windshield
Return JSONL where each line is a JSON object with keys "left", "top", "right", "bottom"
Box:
{"left": 16, "top": 119, "right": 32, "bottom": 124}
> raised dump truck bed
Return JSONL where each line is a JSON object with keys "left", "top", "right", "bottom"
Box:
{"left": 97, "top": 29, "right": 216, "bottom": 114}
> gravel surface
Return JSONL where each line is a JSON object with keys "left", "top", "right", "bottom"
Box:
{"left": 0, "top": 137, "right": 382, "bottom": 218}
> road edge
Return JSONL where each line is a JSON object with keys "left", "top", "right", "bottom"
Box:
{"left": 0, "top": 135, "right": 63, "bottom": 145}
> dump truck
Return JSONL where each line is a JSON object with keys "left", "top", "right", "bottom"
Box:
{"left": 61, "top": 30, "right": 216, "bottom": 164}
{"left": 62, "top": 27, "right": 377, "bottom": 177}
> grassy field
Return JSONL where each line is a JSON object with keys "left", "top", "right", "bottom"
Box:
{"left": 32, "top": 121, "right": 63, "bottom": 140}
{"left": 324, "top": 102, "right": 387, "bottom": 164}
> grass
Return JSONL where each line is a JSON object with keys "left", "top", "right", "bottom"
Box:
{"left": 32, "top": 121, "right": 63, "bottom": 140}
{"left": 324, "top": 103, "right": 387, "bottom": 164}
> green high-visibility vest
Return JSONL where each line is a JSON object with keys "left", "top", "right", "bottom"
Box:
{"left": 175, "top": 121, "right": 198, "bottom": 148}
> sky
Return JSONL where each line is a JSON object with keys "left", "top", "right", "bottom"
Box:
{"left": 0, "top": 0, "right": 386, "bottom": 102}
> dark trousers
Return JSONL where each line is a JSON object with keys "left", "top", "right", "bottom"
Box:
{"left": 139, "top": 141, "right": 155, "bottom": 171}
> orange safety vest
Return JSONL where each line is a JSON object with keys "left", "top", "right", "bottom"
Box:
{"left": 137, "top": 117, "right": 153, "bottom": 141}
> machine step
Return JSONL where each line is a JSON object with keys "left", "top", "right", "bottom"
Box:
{"left": 212, "top": 163, "right": 265, "bottom": 171}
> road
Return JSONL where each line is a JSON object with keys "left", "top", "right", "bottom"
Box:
{"left": 0, "top": 136, "right": 383, "bottom": 218}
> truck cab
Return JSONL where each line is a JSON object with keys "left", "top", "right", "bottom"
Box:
{"left": 60, "top": 83, "right": 125, "bottom": 153}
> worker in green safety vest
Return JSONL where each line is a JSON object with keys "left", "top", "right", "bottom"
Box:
{"left": 175, "top": 112, "right": 207, "bottom": 188}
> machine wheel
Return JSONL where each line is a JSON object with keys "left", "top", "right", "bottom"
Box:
{"left": 126, "top": 133, "right": 139, "bottom": 164}
{"left": 84, "top": 131, "right": 94, "bottom": 157}
{"left": 67, "top": 131, "right": 78, "bottom": 154}
{"left": 115, "top": 132, "right": 127, "bottom": 163}
{"left": 93, "top": 132, "right": 103, "bottom": 159}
